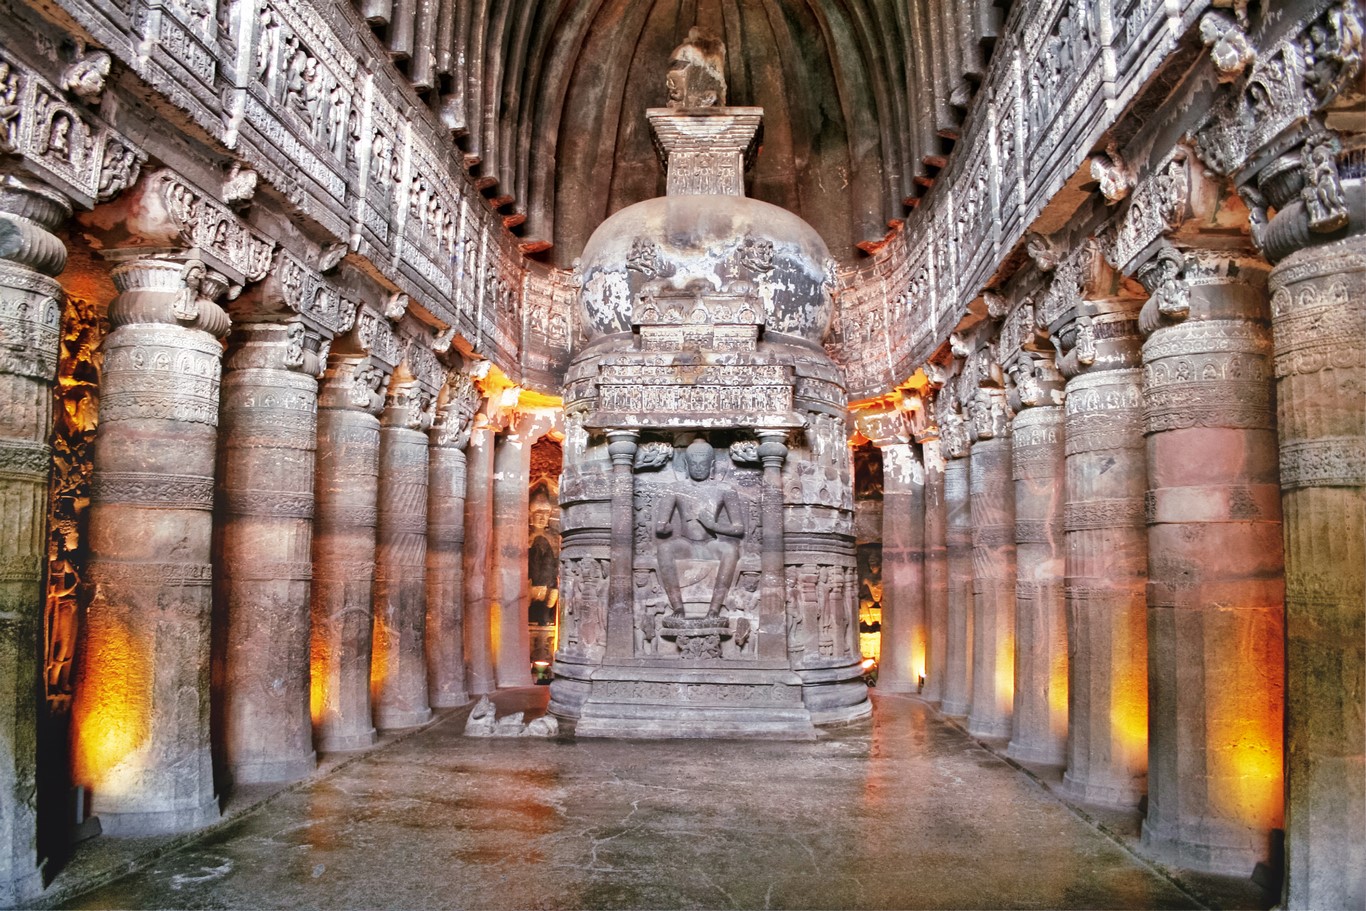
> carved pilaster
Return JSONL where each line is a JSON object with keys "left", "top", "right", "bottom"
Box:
{"left": 0, "top": 173, "right": 69, "bottom": 906}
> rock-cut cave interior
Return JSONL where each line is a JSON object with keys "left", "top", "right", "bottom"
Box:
{"left": 0, "top": 0, "right": 1362, "bottom": 908}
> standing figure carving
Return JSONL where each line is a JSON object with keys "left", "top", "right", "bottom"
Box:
{"left": 654, "top": 438, "right": 745, "bottom": 618}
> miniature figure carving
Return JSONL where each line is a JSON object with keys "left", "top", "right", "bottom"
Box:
{"left": 654, "top": 438, "right": 744, "bottom": 619}
{"left": 1302, "top": 132, "right": 1349, "bottom": 234}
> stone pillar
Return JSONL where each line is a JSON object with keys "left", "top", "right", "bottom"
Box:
{"left": 966, "top": 388, "right": 1015, "bottom": 740}
{"left": 215, "top": 321, "right": 320, "bottom": 784}
{"left": 426, "top": 377, "right": 477, "bottom": 708}
{"left": 0, "top": 175, "right": 69, "bottom": 905}
{"left": 876, "top": 441, "right": 926, "bottom": 693}
{"left": 604, "top": 430, "right": 638, "bottom": 658}
{"left": 310, "top": 356, "right": 385, "bottom": 751}
{"left": 757, "top": 430, "right": 790, "bottom": 663}
{"left": 1135, "top": 247, "right": 1284, "bottom": 874}
{"left": 1006, "top": 362, "right": 1068, "bottom": 765}
{"left": 1271, "top": 235, "right": 1365, "bottom": 906}
{"left": 490, "top": 414, "right": 546, "bottom": 687}
{"left": 372, "top": 376, "right": 433, "bottom": 729}
{"left": 462, "top": 415, "right": 498, "bottom": 696}
{"left": 921, "top": 438, "right": 948, "bottom": 704}
{"left": 71, "top": 255, "right": 231, "bottom": 835}
{"left": 1059, "top": 310, "right": 1149, "bottom": 808}
{"left": 939, "top": 402, "right": 973, "bottom": 716}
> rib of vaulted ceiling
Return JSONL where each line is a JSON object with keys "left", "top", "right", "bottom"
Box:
{"left": 365, "top": 0, "right": 1005, "bottom": 269}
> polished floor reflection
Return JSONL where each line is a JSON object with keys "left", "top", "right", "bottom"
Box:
{"left": 58, "top": 692, "right": 1221, "bottom": 910}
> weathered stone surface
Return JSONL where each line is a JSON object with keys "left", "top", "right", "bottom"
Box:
{"left": 0, "top": 173, "right": 68, "bottom": 907}
{"left": 372, "top": 377, "right": 433, "bottom": 731}
{"left": 215, "top": 321, "right": 319, "bottom": 784}
{"left": 876, "top": 442, "right": 926, "bottom": 694}
{"left": 941, "top": 455, "right": 974, "bottom": 717}
{"left": 462, "top": 418, "right": 498, "bottom": 698}
{"left": 310, "top": 356, "right": 383, "bottom": 753}
{"left": 1007, "top": 404, "right": 1068, "bottom": 766}
{"left": 71, "top": 256, "right": 227, "bottom": 835}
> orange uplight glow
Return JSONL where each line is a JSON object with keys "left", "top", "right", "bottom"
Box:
{"left": 861, "top": 657, "right": 877, "bottom": 671}
{"left": 72, "top": 618, "right": 150, "bottom": 792}
{"left": 995, "top": 635, "right": 1016, "bottom": 715}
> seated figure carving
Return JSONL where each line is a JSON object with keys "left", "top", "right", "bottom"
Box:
{"left": 654, "top": 438, "right": 744, "bottom": 619}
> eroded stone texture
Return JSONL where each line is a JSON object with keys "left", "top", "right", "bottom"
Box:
{"left": 462, "top": 417, "right": 499, "bottom": 697}
{"left": 71, "top": 256, "right": 229, "bottom": 835}
{"left": 1060, "top": 327, "right": 1149, "bottom": 808}
{"left": 372, "top": 377, "right": 433, "bottom": 730}
{"left": 215, "top": 321, "right": 320, "bottom": 784}
{"left": 310, "top": 356, "right": 385, "bottom": 752}
{"left": 0, "top": 174, "right": 68, "bottom": 906}
{"left": 876, "top": 441, "right": 926, "bottom": 693}
{"left": 1271, "top": 235, "right": 1365, "bottom": 909}
{"left": 425, "top": 376, "right": 478, "bottom": 709}
{"left": 941, "top": 449, "right": 973, "bottom": 717}
{"left": 920, "top": 438, "right": 948, "bottom": 704}
{"left": 1007, "top": 402, "right": 1068, "bottom": 766}
{"left": 1138, "top": 252, "right": 1285, "bottom": 875}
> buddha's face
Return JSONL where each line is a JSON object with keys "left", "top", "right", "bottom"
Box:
{"left": 685, "top": 444, "right": 712, "bottom": 481}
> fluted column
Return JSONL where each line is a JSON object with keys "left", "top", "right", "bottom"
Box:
{"left": 71, "top": 255, "right": 231, "bottom": 835}
{"left": 215, "top": 321, "right": 320, "bottom": 784}
{"left": 490, "top": 413, "right": 548, "bottom": 687}
{"left": 967, "top": 388, "right": 1015, "bottom": 740}
{"left": 426, "top": 377, "right": 478, "bottom": 708}
{"left": 310, "top": 356, "right": 386, "bottom": 751}
{"left": 1059, "top": 309, "right": 1149, "bottom": 808}
{"left": 939, "top": 401, "right": 973, "bottom": 716}
{"left": 921, "top": 437, "right": 948, "bottom": 704}
{"left": 1007, "top": 364, "right": 1068, "bottom": 765}
{"left": 372, "top": 376, "right": 433, "bottom": 729}
{"left": 1135, "top": 247, "right": 1284, "bottom": 874}
{"left": 1271, "top": 234, "right": 1365, "bottom": 907}
{"left": 0, "top": 174, "right": 69, "bottom": 905}
{"left": 876, "top": 442, "right": 926, "bottom": 693}
{"left": 463, "top": 415, "right": 498, "bottom": 696}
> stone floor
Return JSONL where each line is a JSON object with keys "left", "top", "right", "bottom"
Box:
{"left": 33, "top": 691, "right": 1275, "bottom": 910}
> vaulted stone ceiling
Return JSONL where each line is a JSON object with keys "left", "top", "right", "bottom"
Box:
{"left": 359, "top": 0, "right": 1006, "bottom": 266}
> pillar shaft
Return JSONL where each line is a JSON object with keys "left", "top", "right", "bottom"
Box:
{"left": 921, "top": 440, "right": 948, "bottom": 703}
{"left": 0, "top": 176, "right": 68, "bottom": 905}
{"left": 310, "top": 357, "right": 383, "bottom": 751}
{"left": 968, "top": 435, "right": 1015, "bottom": 739}
{"left": 1271, "top": 236, "right": 1365, "bottom": 908}
{"left": 215, "top": 323, "right": 318, "bottom": 783}
{"left": 878, "top": 442, "right": 926, "bottom": 693}
{"left": 72, "top": 257, "right": 230, "bottom": 834}
{"left": 427, "top": 434, "right": 469, "bottom": 708}
{"left": 1008, "top": 405, "right": 1068, "bottom": 765}
{"left": 462, "top": 422, "right": 497, "bottom": 695}
{"left": 372, "top": 381, "right": 433, "bottom": 729}
{"left": 757, "top": 432, "right": 790, "bottom": 663}
{"left": 604, "top": 431, "right": 637, "bottom": 659}
{"left": 1062, "top": 365, "right": 1148, "bottom": 807}
{"left": 941, "top": 455, "right": 973, "bottom": 715}
{"left": 491, "top": 425, "right": 535, "bottom": 687}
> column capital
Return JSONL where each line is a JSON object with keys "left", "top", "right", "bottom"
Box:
{"left": 319, "top": 354, "right": 389, "bottom": 415}
{"left": 382, "top": 375, "right": 435, "bottom": 431}
{"left": 106, "top": 256, "right": 233, "bottom": 338}
{"left": 605, "top": 429, "right": 639, "bottom": 466}
{"left": 231, "top": 250, "right": 360, "bottom": 339}
{"left": 430, "top": 372, "right": 482, "bottom": 450}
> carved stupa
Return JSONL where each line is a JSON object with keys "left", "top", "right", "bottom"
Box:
{"left": 549, "top": 28, "right": 869, "bottom": 738}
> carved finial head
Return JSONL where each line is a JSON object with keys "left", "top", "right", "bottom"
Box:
{"left": 666, "top": 27, "right": 727, "bottom": 109}
{"left": 62, "top": 44, "right": 111, "bottom": 104}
